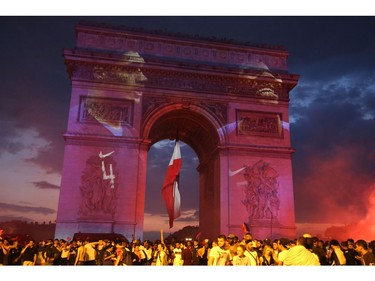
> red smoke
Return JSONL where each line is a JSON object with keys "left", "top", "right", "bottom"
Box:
{"left": 324, "top": 183, "right": 375, "bottom": 241}
{"left": 294, "top": 142, "right": 375, "bottom": 242}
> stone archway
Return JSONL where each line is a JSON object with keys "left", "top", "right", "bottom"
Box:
{"left": 143, "top": 104, "right": 224, "bottom": 238}
{"left": 55, "top": 22, "right": 299, "bottom": 241}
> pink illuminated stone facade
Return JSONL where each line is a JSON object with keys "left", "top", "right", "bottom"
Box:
{"left": 55, "top": 23, "right": 299, "bottom": 241}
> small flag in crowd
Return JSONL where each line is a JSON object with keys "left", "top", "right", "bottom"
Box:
{"left": 195, "top": 231, "right": 202, "bottom": 240}
{"left": 241, "top": 222, "right": 250, "bottom": 234}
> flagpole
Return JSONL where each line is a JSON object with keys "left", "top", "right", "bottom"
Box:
{"left": 270, "top": 211, "right": 273, "bottom": 239}
{"left": 175, "top": 129, "right": 181, "bottom": 228}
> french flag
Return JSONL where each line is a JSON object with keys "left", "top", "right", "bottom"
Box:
{"left": 241, "top": 222, "right": 250, "bottom": 235}
{"left": 162, "top": 140, "right": 182, "bottom": 228}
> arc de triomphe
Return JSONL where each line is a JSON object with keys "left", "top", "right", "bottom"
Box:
{"left": 55, "top": 22, "right": 299, "bottom": 241}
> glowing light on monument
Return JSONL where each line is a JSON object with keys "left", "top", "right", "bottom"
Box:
{"left": 99, "top": 151, "right": 116, "bottom": 189}
{"left": 229, "top": 166, "right": 247, "bottom": 177}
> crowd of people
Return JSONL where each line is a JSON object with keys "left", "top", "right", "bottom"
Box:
{"left": 1, "top": 229, "right": 375, "bottom": 266}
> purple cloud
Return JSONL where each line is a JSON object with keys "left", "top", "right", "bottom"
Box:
{"left": 32, "top": 181, "right": 60, "bottom": 190}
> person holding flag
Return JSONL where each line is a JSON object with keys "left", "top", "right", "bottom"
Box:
{"left": 161, "top": 139, "right": 182, "bottom": 228}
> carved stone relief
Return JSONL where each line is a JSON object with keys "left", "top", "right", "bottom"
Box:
{"left": 199, "top": 102, "right": 227, "bottom": 124}
{"left": 241, "top": 160, "right": 280, "bottom": 221}
{"left": 79, "top": 153, "right": 117, "bottom": 217}
{"left": 141, "top": 95, "right": 227, "bottom": 126}
{"left": 66, "top": 61, "right": 146, "bottom": 85}
{"left": 142, "top": 96, "right": 171, "bottom": 121}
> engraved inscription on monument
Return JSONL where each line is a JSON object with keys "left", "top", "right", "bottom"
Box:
{"left": 79, "top": 96, "right": 133, "bottom": 126}
{"left": 236, "top": 110, "right": 283, "bottom": 138}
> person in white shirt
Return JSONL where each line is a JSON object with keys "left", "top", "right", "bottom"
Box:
{"left": 208, "top": 234, "right": 230, "bottom": 266}
{"left": 232, "top": 244, "right": 252, "bottom": 266}
{"left": 276, "top": 238, "right": 290, "bottom": 265}
{"left": 329, "top": 239, "right": 346, "bottom": 265}
{"left": 283, "top": 236, "right": 320, "bottom": 266}
{"left": 173, "top": 242, "right": 183, "bottom": 266}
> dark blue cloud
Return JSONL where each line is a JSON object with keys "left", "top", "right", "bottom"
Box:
{"left": 290, "top": 74, "right": 375, "bottom": 223}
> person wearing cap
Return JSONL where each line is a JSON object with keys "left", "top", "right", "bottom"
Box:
{"left": 244, "top": 239, "right": 259, "bottom": 265}
{"left": 197, "top": 239, "right": 210, "bottom": 265}
{"left": 226, "top": 234, "right": 239, "bottom": 264}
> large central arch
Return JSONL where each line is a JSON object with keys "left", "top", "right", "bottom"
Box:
{"left": 143, "top": 104, "right": 224, "bottom": 237}
{"left": 55, "top": 22, "right": 299, "bottom": 241}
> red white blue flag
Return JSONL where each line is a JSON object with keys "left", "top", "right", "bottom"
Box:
{"left": 162, "top": 141, "right": 182, "bottom": 228}
{"left": 241, "top": 222, "right": 250, "bottom": 234}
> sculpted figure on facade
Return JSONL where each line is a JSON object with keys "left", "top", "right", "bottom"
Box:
{"left": 79, "top": 154, "right": 117, "bottom": 217}
{"left": 242, "top": 160, "right": 280, "bottom": 220}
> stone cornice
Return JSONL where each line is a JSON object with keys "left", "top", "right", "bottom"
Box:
{"left": 77, "top": 21, "right": 287, "bottom": 52}
{"left": 219, "top": 143, "right": 296, "bottom": 156}
{"left": 75, "top": 23, "right": 290, "bottom": 72}
{"left": 64, "top": 56, "right": 298, "bottom": 101}
{"left": 63, "top": 133, "right": 149, "bottom": 147}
